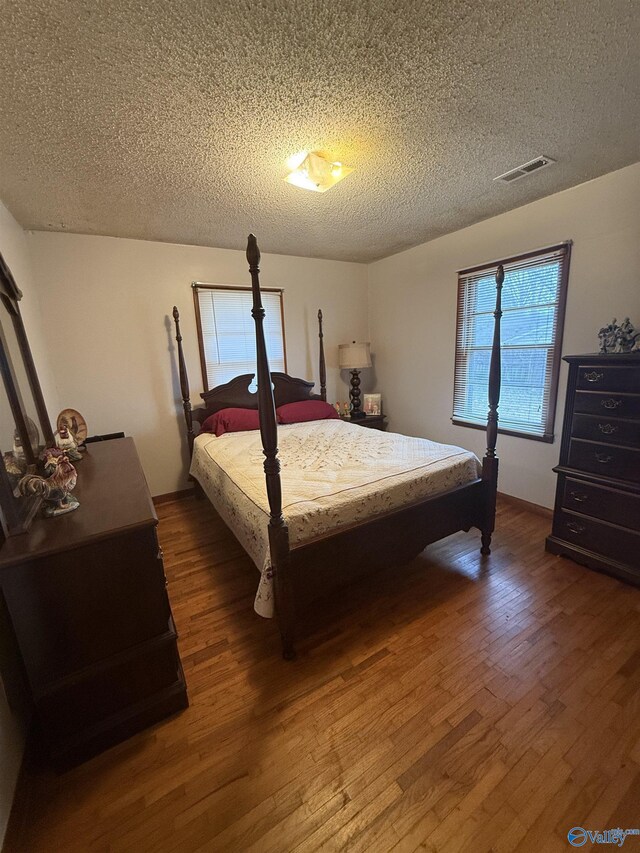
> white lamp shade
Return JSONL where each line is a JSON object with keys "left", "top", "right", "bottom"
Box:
{"left": 338, "top": 341, "right": 372, "bottom": 370}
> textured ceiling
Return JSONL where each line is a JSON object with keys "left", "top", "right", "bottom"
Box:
{"left": 1, "top": 0, "right": 639, "bottom": 263}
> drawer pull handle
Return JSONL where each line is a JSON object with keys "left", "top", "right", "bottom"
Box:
{"left": 595, "top": 452, "right": 613, "bottom": 464}
{"left": 566, "top": 521, "right": 586, "bottom": 534}
{"left": 597, "top": 423, "right": 618, "bottom": 434}
{"left": 570, "top": 491, "right": 588, "bottom": 502}
{"left": 584, "top": 371, "right": 604, "bottom": 383}
{"left": 601, "top": 398, "right": 622, "bottom": 409}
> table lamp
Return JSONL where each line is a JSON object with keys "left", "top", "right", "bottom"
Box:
{"left": 338, "top": 341, "right": 372, "bottom": 419}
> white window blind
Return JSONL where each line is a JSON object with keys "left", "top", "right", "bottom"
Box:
{"left": 453, "top": 244, "right": 570, "bottom": 441}
{"left": 194, "top": 286, "right": 286, "bottom": 390}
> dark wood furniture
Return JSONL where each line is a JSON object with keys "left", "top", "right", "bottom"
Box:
{"left": 546, "top": 353, "right": 640, "bottom": 585}
{"left": 0, "top": 253, "right": 55, "bottom": 538}
{"left": 0, "top": 438, "right": 188, "bottom": 768}
{"left": 340, "top": 414, "right": 387, "bottom": 431}
{"left": 173, "top": 235, "right": 504, "bottom": 660}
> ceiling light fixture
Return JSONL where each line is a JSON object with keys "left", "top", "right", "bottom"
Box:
{"left": 285, "top": 151, "right": 354, "bottom": 193}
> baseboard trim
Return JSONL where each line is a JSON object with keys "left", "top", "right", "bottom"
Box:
{"left": 152, "top": 488, "right": 194, "bottom": 506}
{"left": 498, "top": 491, "right": 552, "bottom": 519}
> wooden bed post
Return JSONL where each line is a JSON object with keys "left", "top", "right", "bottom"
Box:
{"left": 318, "top": 309, "right": 327, "bottom": 402}
{"left": 246, "top": 235, "right": 296, "bottom": 660}
{"left": 480, "top": 264, "right": 504, "bottom": 555}
{"left": 172, "top": 306, "right": 195, "bottom": 458}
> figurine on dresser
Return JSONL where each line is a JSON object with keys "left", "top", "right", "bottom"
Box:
{"left": 18, "top": 448, "right": 79, "bottom": 517}
{"left": 55, "top": 424, "right": 83, "bottom": 461}
{"left": 598, "top": 318, "right": 640, "bottom": 353}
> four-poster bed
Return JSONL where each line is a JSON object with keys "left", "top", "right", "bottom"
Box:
{"left": 172, "top": 234, "right": 503, "bottom": 659}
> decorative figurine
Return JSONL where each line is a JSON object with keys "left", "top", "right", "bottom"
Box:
{"left": 55, "top": 424, "right": 83, "bottom": 461}
{"left": 2, "top": 451, "right": 27, "bottom": 497}
{"left": 598, "top": 317, "right": 640, "bottom": 353}
{"left": 343, "top": 401, "right": 350, "bottom": 416}
{"left": 334, "top": 402, "right": 341, "bottom": 415}
{"left": 18, "top": 448, "right": 79, "bottom": 517}
{"left": 57, "top": 408, "right": 88, "bottom": 447}
{"left": 12, "top": 416, "right": 40, "bottom": 460}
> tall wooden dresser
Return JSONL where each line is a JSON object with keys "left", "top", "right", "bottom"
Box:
{"left": 0, "top": 438, "right": 188, "bottom": 767}
{"left": 546, "top": 353, "right": 640, "bottom": 585}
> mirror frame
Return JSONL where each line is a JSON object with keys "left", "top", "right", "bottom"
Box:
{"left": 0, "top": 252, "right": 54, "bottom": 538}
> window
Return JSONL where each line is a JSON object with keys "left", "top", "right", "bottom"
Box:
{"left": 193, "top": 284, "right": 286, "bottom": 390}
{"left": 453, "top": 243, "right": 571, "bottom": 442}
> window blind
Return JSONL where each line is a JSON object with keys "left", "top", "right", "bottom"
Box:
{"left": 195, "top": 286, "right": 286, "bottom": 390}
{"left": 453, "top": 244, "right": 570, "bottom": 441}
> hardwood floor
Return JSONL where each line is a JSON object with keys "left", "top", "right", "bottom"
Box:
{"left": 5, "top": 496, "right": 640, "bottom": 852}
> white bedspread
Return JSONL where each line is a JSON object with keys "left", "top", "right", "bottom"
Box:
{"left": 190, "top": 419, "right": 481, "bottom": 617}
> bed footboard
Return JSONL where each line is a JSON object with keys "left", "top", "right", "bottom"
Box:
{"left": 243, "top": 236, "right": 503, "bottom": 659}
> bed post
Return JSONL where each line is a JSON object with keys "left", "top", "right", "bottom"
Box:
{"left": 172, "top": 306, "right": 195, "bottom": 458}
{"left": 247, "top": 235, "right": 296, "bottom": 660}
{"left": 318, "top": 309, "right": 327, "bottom": 402}
{"left": 480, "top": 264, "right": 504, "bottom": 556}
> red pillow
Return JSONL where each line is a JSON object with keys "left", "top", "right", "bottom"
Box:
{"left": 201, "top": 407, "right": 261, "bottom": 437}
{"left": 277, "top": 400, "right": 340, "bottom": 424}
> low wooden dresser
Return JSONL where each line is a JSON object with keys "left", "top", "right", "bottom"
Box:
{"left": 546, "top": 353, "right": 640, "bottom": 585}
{"left": 0, "top": 438, "right": 188, "bottom": 767}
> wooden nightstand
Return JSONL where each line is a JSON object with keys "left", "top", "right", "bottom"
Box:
{"left": 341, "top": 415, "right": 387, "bottom": 431}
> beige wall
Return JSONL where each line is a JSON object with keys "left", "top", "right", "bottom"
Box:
{"left": 368, "top": 162, "right": 640, "bottom": 508}
{"left": 28, "top": 233, "right": 369, "bottom": 496}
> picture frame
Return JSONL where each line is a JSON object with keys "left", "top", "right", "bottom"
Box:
{"left": 363, "top": 393, "right": 382, "bottom": 416}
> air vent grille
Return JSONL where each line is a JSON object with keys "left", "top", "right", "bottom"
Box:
{"left": 494, "top": 155, "right": 556, "bottom": 184}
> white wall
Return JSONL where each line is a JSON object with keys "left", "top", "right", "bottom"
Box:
{"left": 28, "top": 233, "right": 369, "bottom": 496}
{"left": 369, "top": 162, "right": 640, "bottom": 508}
{"left": 0, "top": 201, "right": 58, "bottom": 846}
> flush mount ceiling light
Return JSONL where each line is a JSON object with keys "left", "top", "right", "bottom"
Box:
{"left": 284, "top": 151, "right": 354, "bottom": 193}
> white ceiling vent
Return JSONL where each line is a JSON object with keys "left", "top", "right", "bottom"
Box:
{"left": 494, "top": 155, "right": 556, "bottom": 184}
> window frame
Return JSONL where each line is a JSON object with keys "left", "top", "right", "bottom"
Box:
{"left": 192, "top": 283, "right": 287, "bottom": 391}
{"left": 451, "top": 242, "right": 572, "bottom": 443}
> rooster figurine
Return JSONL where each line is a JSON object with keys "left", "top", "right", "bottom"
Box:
{"left": 18, "top": 448, "right": 80, "bottom": 517}
{"left": 55, "top": 424, "right": 82, "bottom": 461}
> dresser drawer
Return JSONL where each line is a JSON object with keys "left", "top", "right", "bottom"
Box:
{"left": 574, "top": 392, "right": 640, "bottom": 419}
{"left": 567, "top": 439, "right": 640, "bottom": 484}
{"left": 562, "top": 478, "right": 640, "bottom": 529}
{"left": 576, "top": 365, "right": 640, "bottom": 393}
{"left": 2, "top": 526, "right": 171, "bottom": 693}
{"left": 38, "top": 634, "right": 182, "bottom": 743}
{"left": 554, "top": 510, "right": 640, "bottom": 571}
{"left": 571, "top": 413, "right": 640, "bottom": 447}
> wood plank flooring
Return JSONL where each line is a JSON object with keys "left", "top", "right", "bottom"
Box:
{"left": 5, "top": 496, "right": 640, "bottom": 852}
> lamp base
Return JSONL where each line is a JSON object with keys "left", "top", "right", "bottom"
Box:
{"left": 348, "top": 369, "right": 364, "bottom": 418}
{"left": 350, "top": 411, "right": 366, "bottom": 420}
